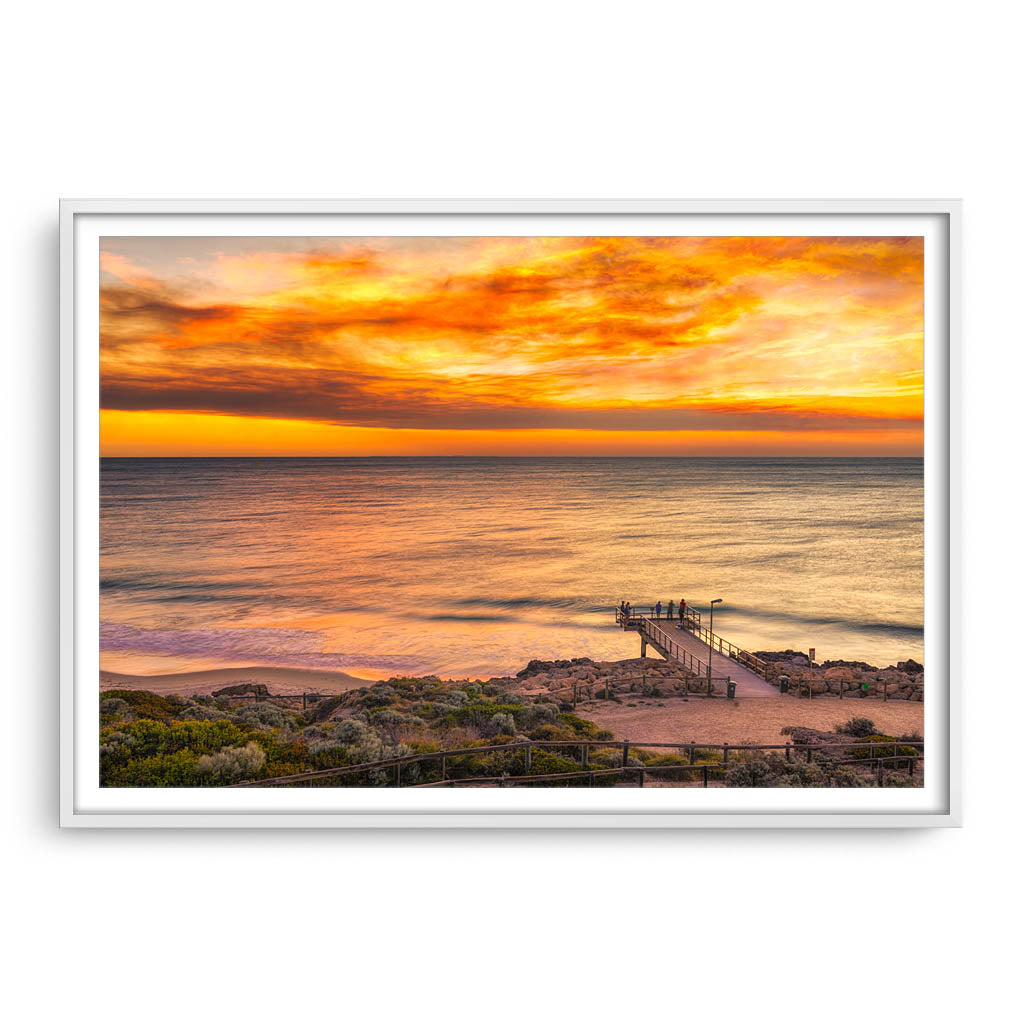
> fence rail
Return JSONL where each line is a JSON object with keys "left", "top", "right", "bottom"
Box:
{"left": 230, "top": 737, "right": 924, "bottom": 788}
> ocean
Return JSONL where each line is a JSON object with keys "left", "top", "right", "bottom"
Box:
{"left": 99, "top": 457, "right": 924, "bottom": 679}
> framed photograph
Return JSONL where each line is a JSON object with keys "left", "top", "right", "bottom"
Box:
{"left": 60, "top": 199, "right": 960, "bottom": 827}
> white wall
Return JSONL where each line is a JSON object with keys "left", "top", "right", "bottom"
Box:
{"left": 4, "top": 2, "right": 1019, "bottom": 1020}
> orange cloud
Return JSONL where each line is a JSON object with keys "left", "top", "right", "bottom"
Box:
{"left": 99, "top": 235, "right": 923, "bottom": 455}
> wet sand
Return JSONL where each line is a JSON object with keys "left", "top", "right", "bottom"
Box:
{"left": 100, "top": 665, "right": 372, "bottom": 697}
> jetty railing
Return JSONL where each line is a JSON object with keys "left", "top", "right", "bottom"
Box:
{"left": 641, "top": 616, "right": 716, "bottom": 680}
{"left": 616, "top": 604, "right": 766, "bottom": 678}
{"left": 616, "top": 610, "right": 724, "bottom": 685}
{"left": 679, "top": 617, "right": 768, "bottom": 678}
{"left": 230, "top": 737, "right": 923, "bottom": 789}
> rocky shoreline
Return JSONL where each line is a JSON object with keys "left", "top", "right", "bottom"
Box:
{"left": 416, "top": 651, "right": 925, "bottom": 703}
{"left": 754, "top": 651, "right": 924, "bottom": 701}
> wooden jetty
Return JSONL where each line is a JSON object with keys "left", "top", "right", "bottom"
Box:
{"left": 615, "top": 606, "right": 777, "bottom": 697}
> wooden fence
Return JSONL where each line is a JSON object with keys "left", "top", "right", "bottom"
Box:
{"left": 229, "top": 737, "right": 923, "bottom": 789}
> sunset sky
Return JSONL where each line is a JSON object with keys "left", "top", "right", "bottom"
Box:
{"left": 99, "top": 235, "right": 923, "bottom": 456}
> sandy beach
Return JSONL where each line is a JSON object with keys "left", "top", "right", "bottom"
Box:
{"left": 100, "top": 665, "right": 372, "bottom": 697}
{"left": 574, "top": 695, "right": 924, "bottom": 747}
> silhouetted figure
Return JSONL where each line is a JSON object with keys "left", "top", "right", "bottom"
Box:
{"left": 655, "top": 601, "right": 662, "bottom": 618}
{"left": 667, "top": 600, "right": 675, "bottom": 619}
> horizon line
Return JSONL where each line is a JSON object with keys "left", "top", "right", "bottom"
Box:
{"left": 100, "top": 453, "right": 925, "bottom": 460}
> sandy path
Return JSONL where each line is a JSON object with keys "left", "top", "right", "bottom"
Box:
{"left": 576, "top": 694, "right": 923, "bottom": 746}
{"left": 100, "top": 665, "right": 372, "bottom": 697}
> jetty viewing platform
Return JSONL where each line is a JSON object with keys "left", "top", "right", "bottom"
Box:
{"left": 615, "top": 605, "right": 777, "bottom": 698}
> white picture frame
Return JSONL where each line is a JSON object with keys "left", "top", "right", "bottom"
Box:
{"left": 60, "top": 198, "right": 960, "bottom": 828}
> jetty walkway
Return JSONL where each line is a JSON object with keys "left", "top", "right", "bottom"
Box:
{"left": 615, "top": 606, "right": 777, "bottom": 698}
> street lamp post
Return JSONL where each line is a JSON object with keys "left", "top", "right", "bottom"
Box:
{"left": 707, "top": 598, "right": 722, "bottom": 694}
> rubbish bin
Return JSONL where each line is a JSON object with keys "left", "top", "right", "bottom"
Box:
{"left": 779, "top": 676, "right": 789, "bottom": 694}
{"left": 727, "top": 679, "right": 736, "bottom": 699}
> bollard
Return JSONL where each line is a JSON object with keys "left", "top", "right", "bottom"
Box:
{"left": 786, "top": 742, "right": 792, "bottom": 763}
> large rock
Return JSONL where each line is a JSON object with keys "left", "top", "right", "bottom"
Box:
{"left": 212, "top": 683, "right": 270, "bottom": 697}
{"left": 897, "top": 659, "right": 924, "bottom": 674}
{"left": 821, "top": 658, "right": 880, "bottom": 672}
{"left": 825, "top": 666, "right": 855, "bottom": 681}
{"left": 516, "top": 657, "right": 596, "bottom": 678}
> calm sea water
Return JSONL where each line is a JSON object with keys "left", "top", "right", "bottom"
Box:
{"left": 100, "top": 458, "right": 924, "bottom": 678}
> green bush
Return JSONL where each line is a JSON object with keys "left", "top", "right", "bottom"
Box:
{"left": 100, "top": 689, "right": 181, "bottom": 723}
{"left": 196, "top": 742, "right": 267, "bottom": 784}
{"left": 836, "top": 717, "right": 877, "bottom": 738}
{"left": 850, "top": 735, "right": 919, "bottom": 761}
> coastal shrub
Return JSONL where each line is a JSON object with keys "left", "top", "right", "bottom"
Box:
{"left": 104, "top": 749, "right": 204, "bottom": 787}
{"left": 527, "top": 723, "right": 581, "bottom": 742}
{"left": 360, "top": 687, "right": 398, "bottom": 709}
{"left": 335, "top": 718, "right": 374, "bottom": 745}
{"left": 556, "top": 713, "right": 602, "bottom": 738}
{"left": 850, "top": 735, "right": 919, "bottom": 761}
{"left": 308, "top": 695, "right": 346, "bottom": 723}
{"left": 308, "top": 738, "right": 344, "bottom": 756}
{"left": 489, "top": 712, "right": 517, "bottom": 736}
{"left": 528, "top": 750, "right": 582, "bottom": 776}
{"left": 368, "top": 709, "right": 426, "bottom": 730}
{"left": 196, "top": 742, "right": 266, "bottom": 784}
{"left": 232, "top": 702, "right": 297, "bottom": 731}
{"left": 643, "top": 754, "right": 689, "bottom": 768}
{"left": 101, "top": 689, "right": 180, "bottom": 723}
{"left": 99, "top": 697, "right": 130, "bottom": 719}
{"left": 179, "top": 702, "right": 231, "bottom": 722}
{"left": 443, "top": 701, "right": 522, "bottom": 730}
{"left": 725, "top": 755, "right": 871, "bottom": 788}
{"left": 836, "top": 717, "right": 877, "bottom": 738}
{"left": 831, "top": 767, "right": 869, "bottom": 788}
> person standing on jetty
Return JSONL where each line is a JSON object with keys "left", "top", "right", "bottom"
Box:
{"left": 655, "top": 600, "right": 662, "bottom": 618}
{"left": 667, "top": 599, "right": 674, "bottom": 619}
{"left": 679, "top": 598, "right": 686, "bottom": 621}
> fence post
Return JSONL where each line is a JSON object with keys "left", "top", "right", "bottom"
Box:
{"left": 702, "top": 764, "right": 708, "bottom": 788}
{"left": 689, "top": 741, "right": 696, "bottom": 765}
{"left": 440, "top": 755, "right": 446, "bottom": 781}
{"left": 723, "top": 742, "right": 729, "bottom": 765}
{"left": 622, "top": 740, "right": 630, "bottom": 767}
{"left": 786, "top": 742, "right": 792, "bottom": 762}
{"left": 581, "top": 743, "right": 589, "bottom": 767}
{"left": 395, "top": 763, "right": 401, "bottom": 787}
{"left": 524, "top": 744, "right": 531, "bottom": 774}
{"left": 806, "top": 746, "right": 812, "bottom": 763}
{"left": 638, "top": 768, "right": 644, "bottom": 787}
